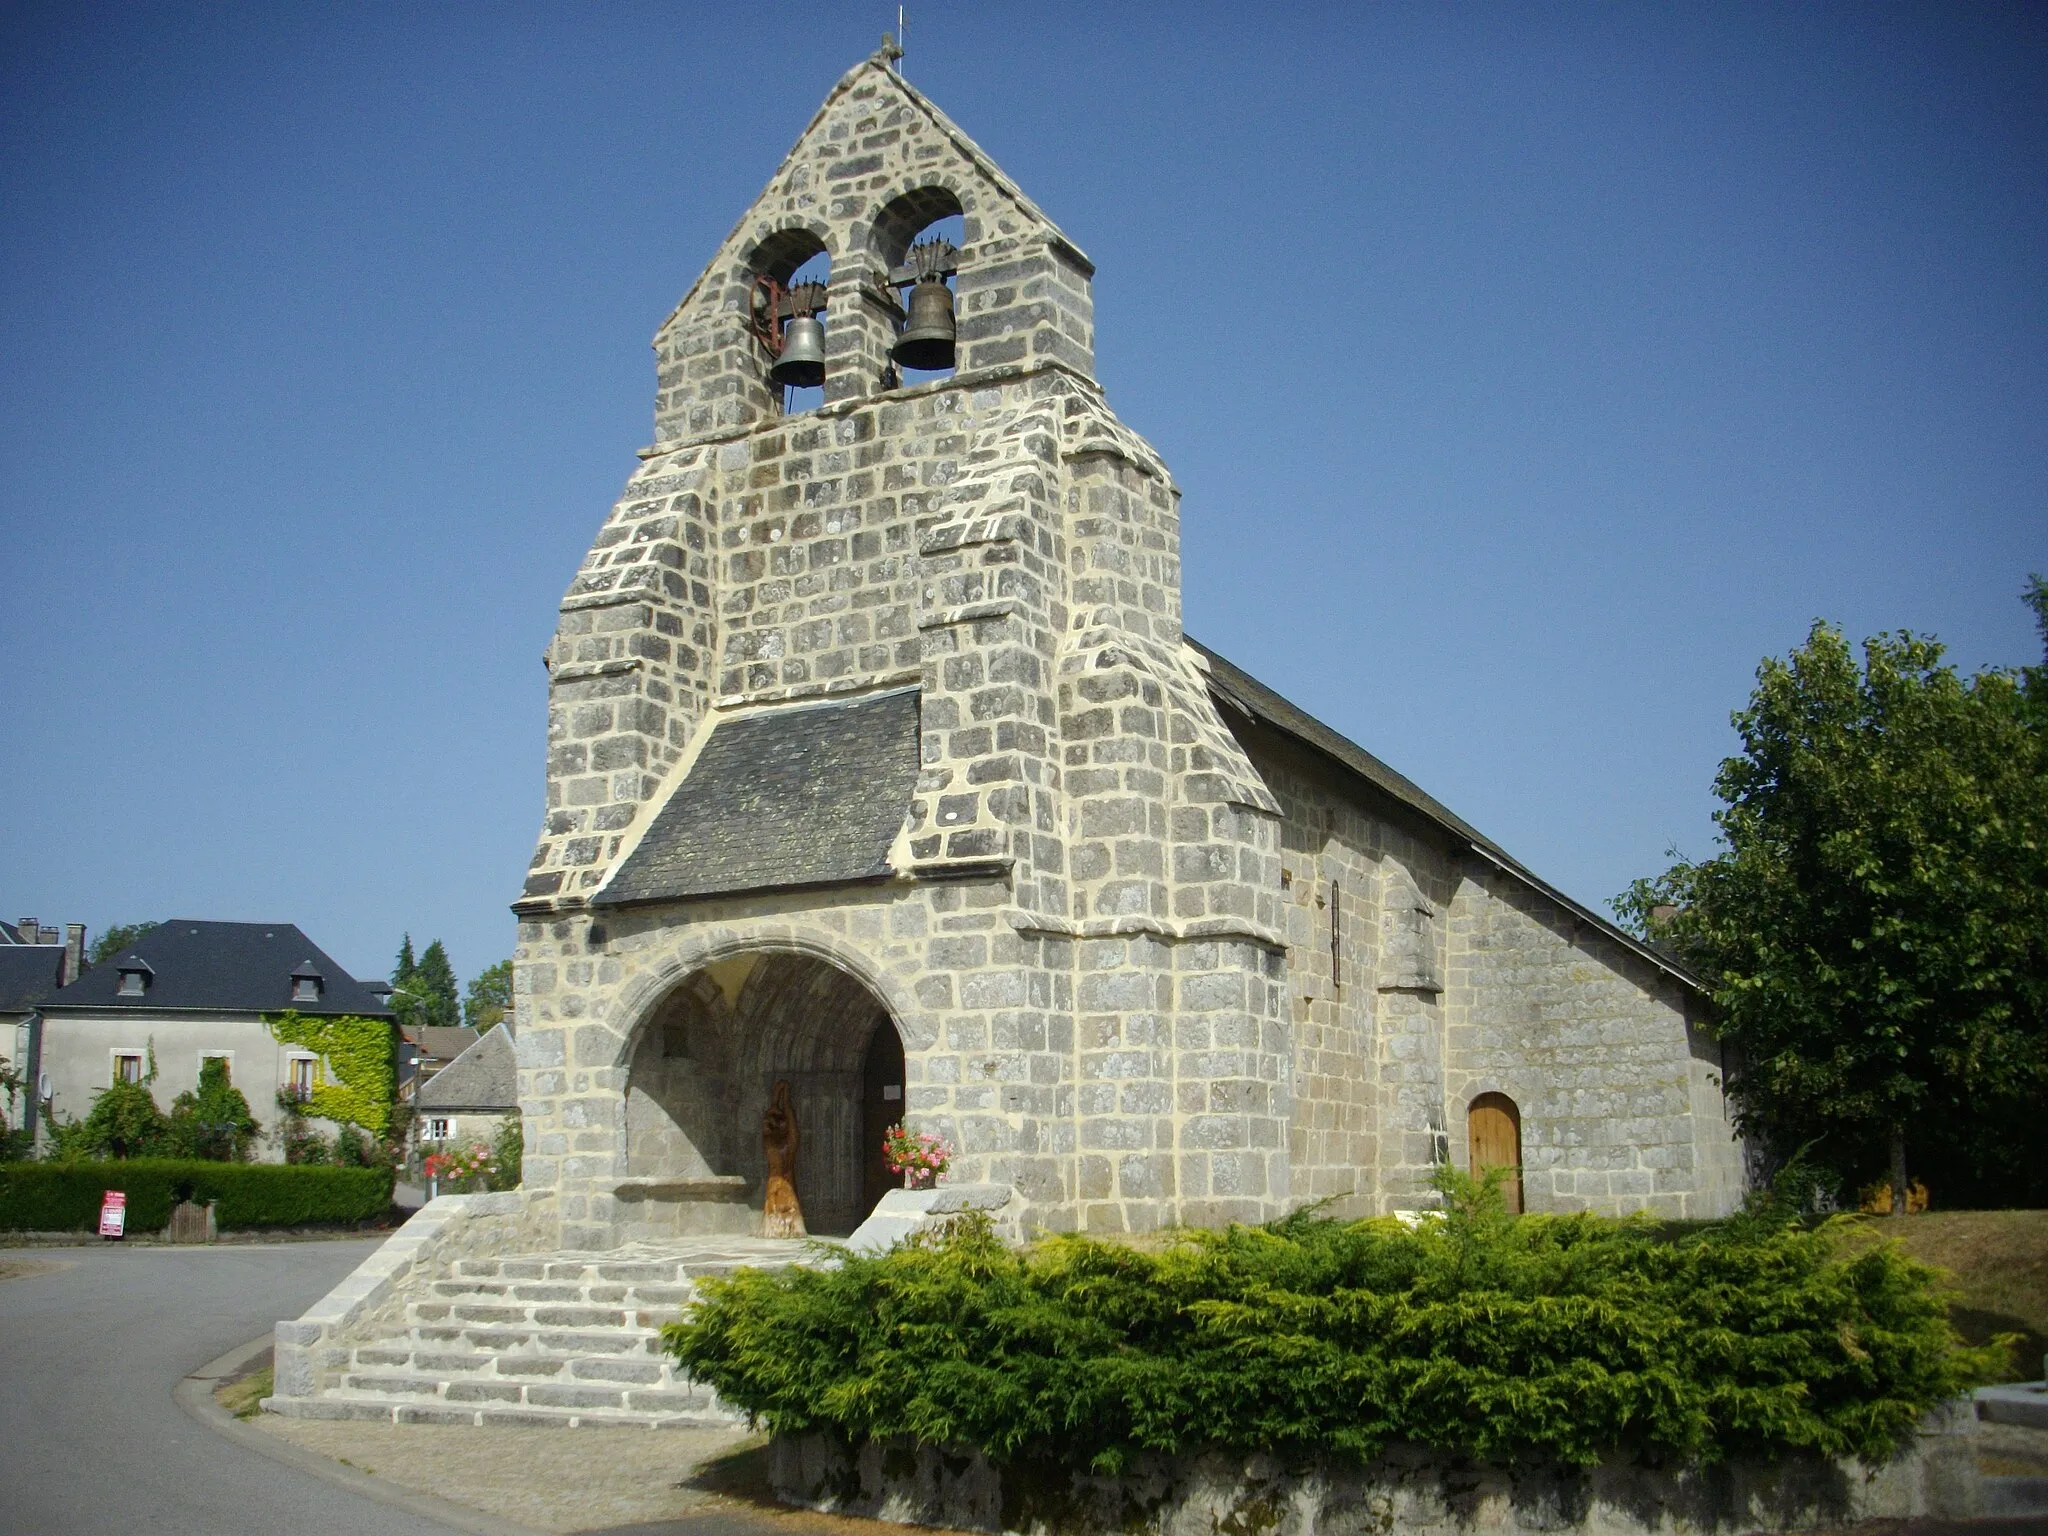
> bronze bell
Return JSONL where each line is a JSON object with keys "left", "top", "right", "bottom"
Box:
{"left": 769, "top": 314, "right": 826, "bottom": 388}
{"left": 891, "top": 277, "right": 956, "bottom": 371}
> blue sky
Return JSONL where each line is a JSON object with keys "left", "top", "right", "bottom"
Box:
{"left": 3, "top": 2, "right": 2043, "bottom": 990}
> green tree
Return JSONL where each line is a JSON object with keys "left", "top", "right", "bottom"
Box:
{"left": 165, "top": 1057, "right": 260, "bottom": 1161}
{"left": 1617, "top": 584, "right": 2048, "bottom": 1210}
{"left": 0, "top": 1052, "right": 31, "bottom": 1160}
{"left": 89, "top": 921, "right": 159, "bottom": 967}
{"left": 70, "top": 1079, "right": 168, "bottom": 1159}
{"left": 389, "top": 933, "right": 419, "bottom": 1027}
{"left": 464, "top": 959, "right": 512, "bottom": 1031}
{"left": 390, "top": 934, "right": 460, "bottom": 1031}
{"left": 414, "top": 941, "right": 460, "bottom": 1030}
{"left": 389, "top": 933, "right": 459, "bottom": 1032}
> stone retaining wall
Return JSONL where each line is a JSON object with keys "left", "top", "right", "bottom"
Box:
{"left": 768, "top": 1406, "right": 2008, "bottom": 1536}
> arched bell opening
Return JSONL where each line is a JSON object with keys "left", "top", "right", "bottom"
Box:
{"left": 623, "top": 949, "right": 907, "bottom": 1236}
{"left": 1467, "top": 1091, "right": 1524, "bottom": 1215}
{"left": 872, "top": 188, "right": 964, "bottom": 384}
{"left": 744, "top": 229, "right": 831, "bottom": 416}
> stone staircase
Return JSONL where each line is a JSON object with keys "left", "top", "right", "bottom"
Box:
{"left": 265, "top": 1238, "right": 806, "bottom": 1429}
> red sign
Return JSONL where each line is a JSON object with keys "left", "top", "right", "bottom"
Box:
{"left": 98, "top": 1190, "right": 127, "bottom": 1239}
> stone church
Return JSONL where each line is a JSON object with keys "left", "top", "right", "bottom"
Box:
{"left": 508, "top": 49, "right": 1745, "bottom": 1248}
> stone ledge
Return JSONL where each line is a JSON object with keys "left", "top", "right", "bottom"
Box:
{"left": 919, "top": 511, "right": 1030, "bottom": 555}
{"left": 712, "top": 668, "right": 922, "bottom": 711}
{"left": 549, "top": 657, "right": 644, "bottom": 683}
{"left": 1004, "top": 908, "right": 1288, "bottom": 953}
{"left": 1979, "top": 1383, "right": 2048, "bottom": 1429}
{"left": 844, "top": 1185, "right": 1013, "bottom": 1256}
{"left": 636, "top": 359, "right": 1108, "bottom": 460}
{"left": 910, "top": 857, "right": 1014, "bottom": 882}
{"left": 603, "top": 1176, "right": 751, "bottom": 1203}
{"left": 917, "top": 598, "right": 1021, "bottom": 630}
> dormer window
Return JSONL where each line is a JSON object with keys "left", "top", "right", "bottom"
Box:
{"left": 290, "top": 961, "right": 324, "bottom": 1004}
{"left": 116, "top": 959, "right": 153, "bottom": 998}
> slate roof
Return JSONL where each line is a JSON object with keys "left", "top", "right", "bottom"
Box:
{"left": 403, "top": 1026, "right": 481, "bottom": 1062}
{"left": 1189, "top": 639, "right": 1702, "bottom": 992}
{"left": 417, "top": 1023, "right": 517, "bottom": 1112}
{"left": 597, "top": 687, "right": 921, "bottom": 907}
{"left": 0, "top": 946, "right": 65, "bottom": 1012}
{"left": 40, "top": 921, "right": 396, "bottom": 1016}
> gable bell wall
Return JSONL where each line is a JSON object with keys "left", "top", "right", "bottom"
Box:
{"left": 514, "top": 54, "right": 1292, "bottom": 1245}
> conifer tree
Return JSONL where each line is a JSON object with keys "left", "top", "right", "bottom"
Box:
{"left": 415, "top": 940, "right": 461, "bottom": 1030}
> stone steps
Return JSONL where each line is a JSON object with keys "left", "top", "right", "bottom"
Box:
{"left": 267, "top": 1241, "right": 803, "bottom": 1429}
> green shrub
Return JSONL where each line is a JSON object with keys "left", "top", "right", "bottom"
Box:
{"left": 487, "top": 1117, "right": 523, "bottom": 1192}
{"left": 69, "top": 1079, "right": 169, "bottom": 1158}
{"left": 0, "top": 1159, "right": 394, "bottom": 1232}
{"left": 164, "top": 1058, "right": 260, "bottom": 1161}
{"left": 666, "top": 1174, "right": 2006, "bottom": 1475}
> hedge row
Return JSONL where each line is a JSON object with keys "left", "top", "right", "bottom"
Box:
{"left": 668, "top": 1179, "right": 2007, "bottom": 1474}
{"left": 0, "top": 1159, "right": 395, "bottom": 1232}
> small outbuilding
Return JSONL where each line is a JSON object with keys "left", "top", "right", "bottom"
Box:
{"left": 413, "top": 1022, "right": 517, "bottom": 1157}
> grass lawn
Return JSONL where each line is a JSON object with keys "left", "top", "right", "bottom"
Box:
{"left": 216, "top": 1363, "right": 272, "bottom": 1419}
{"left": 1852, "top": 1209, "right": 2048, "bottom": 1381}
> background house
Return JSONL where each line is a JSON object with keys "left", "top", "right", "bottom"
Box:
{"left": 2, "top": 918, "right": 88, "bottom": 1141}
{"left": 35, "top": 919, "right": 396, "bottom": 1160}
{"left": 398, "top": 1024, "right": 480, "bottom": 1106}
{"left": 413, "top": 1021, "right": 516, "bottom": 1159}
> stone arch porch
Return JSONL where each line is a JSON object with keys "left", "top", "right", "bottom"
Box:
{"left": 521, "top": 918, "right": 926, "bottom": 1250}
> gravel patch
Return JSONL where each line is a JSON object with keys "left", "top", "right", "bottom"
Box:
{"left": 255, "top": 1417, "right": 769, "bottom": 1533}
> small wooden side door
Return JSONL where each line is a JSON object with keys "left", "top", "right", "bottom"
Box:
{"left": 1467, "top": 1093, "right": 1524, "bottom": 1215}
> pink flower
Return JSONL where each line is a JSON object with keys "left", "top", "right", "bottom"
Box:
{"left": 882, "top": 1127, "right": 953, "bottom": 1189}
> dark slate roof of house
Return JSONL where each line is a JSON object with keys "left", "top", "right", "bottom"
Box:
{"left": 1189, "top": 639, "right": 1702, "bottom": 992}
{"left": 596, "top": 687, "right": 921, "bottom": 907}
{"left": 40, "top": 921, "right": 397, "bottom": 1016}
{"left": 417, "top": 1023, "right": 517, "bottom": 1112}
{"left": 0, "top": 946, "right": 65, "bottom": 1012}
{"left": 403, "top": 1026, "right": 481, "bottom": 1064}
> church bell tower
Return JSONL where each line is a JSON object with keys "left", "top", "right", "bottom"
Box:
{"left": 514, "top": 50, "right": 1290, "bottom": 1247}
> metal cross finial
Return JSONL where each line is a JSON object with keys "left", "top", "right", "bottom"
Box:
{"left": 884, "top": 5, "right": 905, "bottom": 72}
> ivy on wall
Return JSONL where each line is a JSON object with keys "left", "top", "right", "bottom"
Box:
{"left": 264, "top": 1012, "right": 396, "bottom": 1137}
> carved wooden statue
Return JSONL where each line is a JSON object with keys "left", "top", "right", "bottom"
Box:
{"left": 760, "top": 1078, "right": 806, "bottom": 1238}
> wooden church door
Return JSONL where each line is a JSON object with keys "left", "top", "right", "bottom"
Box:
{"left": 1467, "top": 1092, "right": 1524, "bottom": 1215}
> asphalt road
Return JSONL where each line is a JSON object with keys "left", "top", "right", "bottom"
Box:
{"left": 0, "top": 1238, "right": 465, "bottom": 1536}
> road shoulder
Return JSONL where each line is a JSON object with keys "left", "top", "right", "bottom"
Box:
{"left": 177, "top": 1334, "right": 555, "bottom": 1536}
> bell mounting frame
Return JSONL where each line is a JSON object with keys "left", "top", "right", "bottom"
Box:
{"left": 748, "top": 275, "right": 830, "bottom": 359}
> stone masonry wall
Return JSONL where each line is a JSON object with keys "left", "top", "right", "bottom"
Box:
{"left": 1235, "top": 721, "right": 1742, "bottom": 1220}
{"left": 1446, "top": 868, "right": 1744, "bottom": 1218}
{"left": 1247, "top": 729, "right": 1454, "bottom": 1217}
